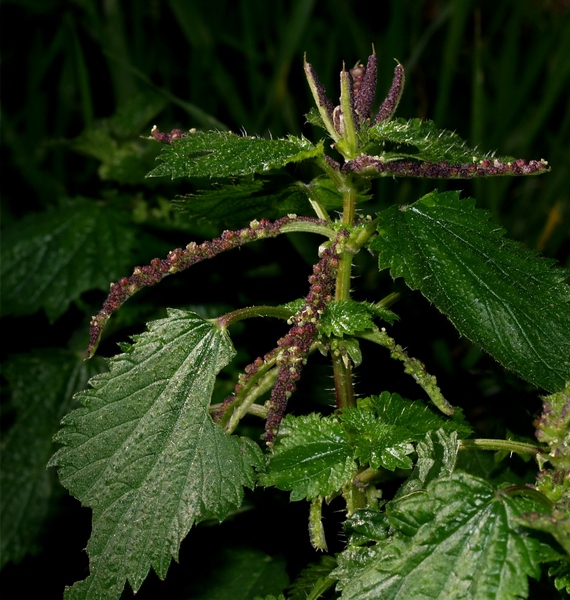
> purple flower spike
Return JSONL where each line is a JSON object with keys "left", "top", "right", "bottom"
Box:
{"left": 342, "top": 156, "right": 550, "bottom": 179}
{"left": 87, "top": 215, "right": 325, "bottom": 357}
{"left": 374, "top": 61, "right": 405, "bottom": 125}
{"left": 150, "top": 125, "right": 187, "bottom": 144}
{"left": 354, "top": 54, "right": 378, "bottom": 125}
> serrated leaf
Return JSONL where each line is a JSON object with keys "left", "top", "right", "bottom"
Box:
{"left": 49, "top": 309, "right": 263, "bottom": 600}
{"left": 395, "top": 429, "right": 459, "bottom": 498}
{"left": 0, "top": 350, "right": 105, "bottom": 568}
{"left": 1, "top": 198, "right": 137, "bottom": 321}
{"left": 367, "top": 118, "right": 503, "bottom": 163}
{"left": 319, "top": 300, "right": 397, "bottom": 338}
{"left": 549, "top": 560, "right": 570, "bottom": 592}
{"left": 173, "top": 180, "right": 315, "bottom": 227}
{"left": 371, "top": 190, "right": 570, "bottom": 392}
{"left": 517, "top": 509, "right": 570, "bottom": 555}
{"left": 259, "top": 414, "right": 356, "bottom": 501}
{"left": 147, "top": 131, "right": 323, "bottom": 179}
{"left": 319, "top": 301, "right": 375, "bottom": 337}
{"left": 337, "top": 473, "right": 560, "bottom": 599}
{"left": 341, "top": 407, "right": 414, "bottom": 471}
{"left": 288, "top": 555, "right": 338, "bottom": 600}
{"left": 361, "top": 393, "right": 472, "bottom": 438}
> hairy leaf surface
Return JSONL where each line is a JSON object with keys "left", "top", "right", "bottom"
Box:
{"left": 147, "top": 132, "right": 323, "bottom": 179}
{"left": 1, "top": 198, "right": 136, "bottom": 321}
{"left": 342, "top": 394, "right": 468, "bottom": 472}
{"left": 366, "top": 118, "right": 505, "bottom": 163}
{"left": 371, "top": 190, "right": 570, "bottom": 392}
{"left": 173, "top": 180, "right": 322, "bottom": 227}
{"left": 319, "top": 300, "right": 397, "bottom": 337}
{"left": 0, "top": 350, "right": 105, "bottom": 568}
{"left": 336, "top": 473, "right": 560, "bottom": 599}
{"left": 395, "top": 429, "right": 459, "bottom": 498}
{"left": 49, "top": 309, "right": 263, "bottom": 600}
{"left": 259, "top": 414, "right": 356, "bottom": 501}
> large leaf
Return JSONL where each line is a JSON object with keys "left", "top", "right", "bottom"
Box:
{"left": 147, "top": 131, "right": 323, "bottom": 179}
{"left": 394, "top": 429, "right": 459, "bottom": 498}
{"left": 371, "top": 190, "right": 570, "bottom": 392}
{"left": 0, "top": 350, "right": 105, "bottom": 568}
{"left": 366, "top": 118, "right": 500, "bottom": 163}
{"left": 259, "top": 413, "right": 357, "bottom": 501}
{"left": 342, "top": 394, "right": 469, "bottom": 472}
{"left": 336, "top": 473, "right": 560, "bottom": 599}
{"left": 260, "top": 394, "right": 467, "bottom": 499}
{"left": 1, "top": 198, "right": 136, "bottom": 321}
{"left": 173, "top": 180, "right": 315, "bottom": 227}
{"left": 48, "top": 309, "right": 263, "bottom": 600}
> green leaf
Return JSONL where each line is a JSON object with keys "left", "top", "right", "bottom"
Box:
{"left": 288, "top": 555, "right": 338, "bottom": 600}
{"left": 366, "top": 118, "right": 505, "bottom": 163}
{"left": 48, "top": 309, "right": 263, "bottom": 600}
{"left": 360, "top": 393, "right": 472, "bottom": 438}
{"left": 336, "top": 473, "right": 561, "bottom": 599}
{"left": 342, "top": 406, "right": 414, "bottom": 471}
{"left": 371, "top": 190, "right": 570, "bottom": 392}
{"left": 1, "top": 197, "right": 137, "bottom": 321}
{"left": 517, "top": 509, "right": 570, "bottom": 555}
{"left": 147, "top": 131, "right": 323, "bottom": 179}
{"left": 342, "top": 394, "right": 468, "bottom": 473}
{"left": 0, "top": 350, "right": 105, "bottom": 568}
{"left": 259, "top": 413, "right": 356, "bottom": 501}
{"left": 395, "top": 429, "right": 459, "bottom": 498}
{"left": 185, "top": 547, "right": 289, "bottom": 600}
{"left": 172, "top": 179, "right": 316, "bottom": 227}
{"left": 319, "top": 300, "right": 397, "bottom": 338}
{"left": 549, "top": 560, "right": 570, "bottom": 592}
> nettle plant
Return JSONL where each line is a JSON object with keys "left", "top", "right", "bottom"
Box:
{"left": 48, "top": 53, "right": 569, "bottom": 599}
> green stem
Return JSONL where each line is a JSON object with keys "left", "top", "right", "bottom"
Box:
{"left": 215, "top": 305, "right": 294, "bottom": 329}
{"left": 225, "top": 367, "right": 278, "bottom": 434}
{"left": 459, "top": 438, "right": 545, "bottom": 457}
{"left": 209, "top": 402, "right": 268, "bottom": 419}
{"left": 358, "top": 328, "right": 454, "bottom": 415}
{"left": 332, "top": 352, "right": 355, "bottom": 409}
{"left": 497, "top": 485, "right": 553, "bottom": 510}
{"left": 332, "top": 181, "right": 359, "bottom": 410}
{"left": 341, "top": 181, "right": 357, "bottom": 228}
{"left": 278, "top": 219, "right": 336, "bottom": 239}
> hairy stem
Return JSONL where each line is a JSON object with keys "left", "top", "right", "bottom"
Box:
{"left": 332, "top": 182, "right": 359, "bottom": 410}
{"left": 87, "top": 215, "right": 331, "bottom": 357}
{"left": 358, "top": 327, "right": 454, "bottom": 415}
{"left": 216, "top": 305, "right": 295, "bottom": 329}
{"left": 459, "top": 438, "right": 546, "bottom": 457}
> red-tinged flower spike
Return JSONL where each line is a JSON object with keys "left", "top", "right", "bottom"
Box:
{"left": 374, "top": 61, "right": 405, "bottom": 125}
{"left": 342, "top": 155, "right": 550, "bottom": 179}
{"left": 150, "top": 125, "right": 187, "bottom": 143}
{"left": 353, "top": 54, "right": 377, "bottom": 125}
{"left": 263, "top": 229, "right": 349, "bottom": 444}
{"left": 87, "top": 215, "right": 326, "bottom": 357}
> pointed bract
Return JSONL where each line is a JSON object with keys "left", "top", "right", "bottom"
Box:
{"left": 304, "top": 55, "right": 337, "bottom": 141}
{"left": 374, "top": 61, "right": 405, "bottom": 124}
{"left": 354, "top": 54, "right": 377, "bottom": 124}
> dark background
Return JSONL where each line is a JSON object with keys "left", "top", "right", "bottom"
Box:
{"left": 1, "top": 0, "right": 569, "bottom": 598}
